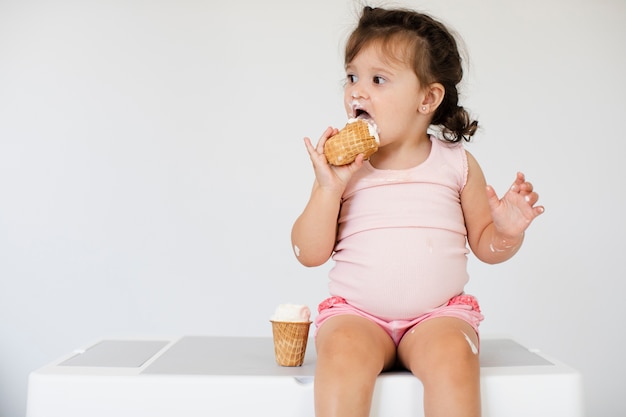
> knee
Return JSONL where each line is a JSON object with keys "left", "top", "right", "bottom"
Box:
{"left": 410, "top": 331, "right": 480, "bottom": 384}
{"left": 442, "top": 332, "right": 479, "bottom": 366}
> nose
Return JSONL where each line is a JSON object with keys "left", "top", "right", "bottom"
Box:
{"left": 347, "top": 82, "right": 368, "bottom": 100}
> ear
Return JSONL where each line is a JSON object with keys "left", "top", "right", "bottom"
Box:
{"left": 419, "top": 83, "right": 445, "bottom": 115}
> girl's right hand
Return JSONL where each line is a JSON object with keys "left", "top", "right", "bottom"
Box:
{"left": 304, "top": 126, "right": 365, "bottom": 194}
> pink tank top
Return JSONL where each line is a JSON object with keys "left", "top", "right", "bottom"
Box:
{"left": 328, "top": 136, "right": 470, "bottom": 320}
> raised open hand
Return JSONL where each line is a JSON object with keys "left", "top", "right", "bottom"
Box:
{"left": 486, "top": 172, "right": 544, "bottom": 238}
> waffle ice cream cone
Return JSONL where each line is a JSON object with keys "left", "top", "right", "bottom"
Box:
{"left": 270, "top": 303, "right": 312, "bottom": 367}
{"left": 324, "top": 118, "right": 379, "bottom": 166}
{"left": 270, "top": 320, "right": 312, "bottom": 367}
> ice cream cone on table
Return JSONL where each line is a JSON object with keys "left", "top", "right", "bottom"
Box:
{"left": 270, "top": 304, "right": 312, "bottom": 367}
{"left": 324, "top": 118, "right": 379, "bottom": 166}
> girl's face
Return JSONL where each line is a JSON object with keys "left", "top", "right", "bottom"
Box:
{"left": 344, "top": 42, "right": 423, "bottom": 146}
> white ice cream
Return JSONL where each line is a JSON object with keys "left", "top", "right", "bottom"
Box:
{"left": 271, "top": 304, "right": 311, "bottom": 322}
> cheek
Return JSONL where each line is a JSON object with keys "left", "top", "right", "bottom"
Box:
{"left": 374, "top": 111, "right": 405, "bottom": 143}
{"left": 343, "top": 91, "right": 353, "bottom": 115}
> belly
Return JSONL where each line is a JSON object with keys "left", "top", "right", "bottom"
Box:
{"left": 328, "top": 227, "right": 469, "bottom": 320}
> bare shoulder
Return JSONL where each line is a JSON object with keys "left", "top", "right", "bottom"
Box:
{"left": 463, "top": 150, "right": 487, "bottom": 192}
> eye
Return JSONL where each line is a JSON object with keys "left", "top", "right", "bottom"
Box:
{"left": 373, "top": 76, "right": 386, "bottom": 85}
{"left": 346, "top": 74, "right": 358, "bottom": 84}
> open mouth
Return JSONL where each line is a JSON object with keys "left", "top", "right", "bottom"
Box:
{"left": 350, "top": 100, "right": 373, "bottom": 121}
{"left": 349, "top": 99, "right": 378, "bottom": 137}
{"left": 355, "top": 108, "right": 371, "bottom": 120}
{"left": 348, "top": 102, "right": 379, "bottom": 139}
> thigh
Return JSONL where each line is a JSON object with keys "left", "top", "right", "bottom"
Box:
{"left": 396, "top": 316, "right": 480, "bottom": 380}
{"left": 397, "top": 317, "right": 481, "bottom": 417}
{"left": 314, "top": 315, "right": 396, "bottom": 417}
{"left": 316, "top": 314, "right": 397, "bottom": 372}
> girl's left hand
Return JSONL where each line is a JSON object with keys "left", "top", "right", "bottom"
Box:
{"left": 486, "top": 172, "right": 544, "bottom": 238}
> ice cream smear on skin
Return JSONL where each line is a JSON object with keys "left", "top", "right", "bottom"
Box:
{"left": 271, "top": 304, "right": 311, "bottom": 322}
{"left": 461, "top": 330, "right": 479, "bottom": 355}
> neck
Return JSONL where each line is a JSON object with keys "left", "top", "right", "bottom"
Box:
{"left": 370, "top": 133, "right": 431, "bottom": 170}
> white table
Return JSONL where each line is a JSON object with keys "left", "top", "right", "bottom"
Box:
{"left": 26, "top": 336, "right": 584, "bottom": 417}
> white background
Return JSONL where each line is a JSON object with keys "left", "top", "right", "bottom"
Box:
{"left": 1, "top": 0, "right": 625, "bottom": 416}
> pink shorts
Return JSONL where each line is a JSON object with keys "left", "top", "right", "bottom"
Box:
{"left": 314, "top": 294, "right": 484, "bottom": 346}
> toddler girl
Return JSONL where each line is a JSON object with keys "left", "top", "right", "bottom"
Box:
{"left": 291, "top": 6, "right": 544, "bottom": 417}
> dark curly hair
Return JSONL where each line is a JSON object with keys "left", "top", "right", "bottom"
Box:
{"left": 345, "top": 6, "right": 478, "bottom": 142}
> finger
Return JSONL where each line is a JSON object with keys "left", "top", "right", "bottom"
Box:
{"left": 519, "top": 181, "right": 533, "bottom": 193}
{"left": 510, "top": 172, "right": 526, "bottom": 192}
{"left": 316, "top": 126, "right": 337, "bottom": 152}
{"left": 485, "top": 185, "right": 500, "bottom": 211}
{"left": 523, "top": 191, "right": 539, "bottom": 206}
{"left": 303, "top": 137, "right": 316, "bottom": 155}
{"left": 304, "top": 137, "right": 327, "bottom": 165}
{"left": 349, "top": 153, "right": 365, "bottom": 171}
{"left": 529, "top": 203, "right": 545, "bottom": 218}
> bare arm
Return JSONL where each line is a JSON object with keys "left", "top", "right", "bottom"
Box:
{"left": 291, "top": 127, "right": 365, "bottom": 267}
{"left": 291, "top": 182, "right": 342, "bottom": 267}
{"left": 462, "top": 151, "right": 544, "bottom": 264}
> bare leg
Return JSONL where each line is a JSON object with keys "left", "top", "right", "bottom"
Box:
{"left": 397, "top": 317, "right": 481, "bottom": 417}
{"left": 314, "top": 314, "right": 396, "bottom": 417}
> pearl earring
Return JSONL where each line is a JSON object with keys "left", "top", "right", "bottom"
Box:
{"left": 421, "top": 106, "right": 427, "bottom": 111}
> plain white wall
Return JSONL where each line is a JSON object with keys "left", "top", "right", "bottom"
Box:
{"left": 1, "top": 0, "right": 625, "bottom": 416}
